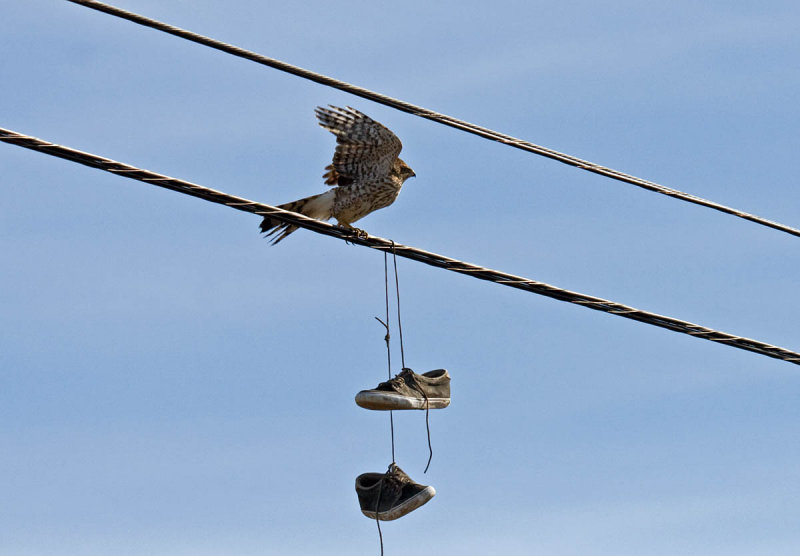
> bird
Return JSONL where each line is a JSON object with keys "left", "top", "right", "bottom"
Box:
{"left": 260, "top": 105, "right": 416, "bottom": 244}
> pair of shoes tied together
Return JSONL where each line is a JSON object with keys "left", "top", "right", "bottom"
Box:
{"left": 355, "top": 463, "right": 436, "bottom": 521}
{"left": 355, "top": 368, "right": 451, "bottom": 411}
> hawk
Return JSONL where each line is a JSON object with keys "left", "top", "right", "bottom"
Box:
{"left": 260, "top": 105, "right": 416, "bottom": 244}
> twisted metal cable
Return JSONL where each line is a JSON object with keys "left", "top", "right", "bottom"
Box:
{"left": 2, "top": 126, "right": 799, "bottom": 366}
{"left": 62, "top": 0, "right": 800, "bottom": 239}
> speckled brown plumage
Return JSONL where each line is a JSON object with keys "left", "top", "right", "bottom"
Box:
{"left": 261, "top": 106, "right": 415, "bottom": 244}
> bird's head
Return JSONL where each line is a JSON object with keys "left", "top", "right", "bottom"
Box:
{"left": 395, "top": 158, "right": 416, "bottom": 183}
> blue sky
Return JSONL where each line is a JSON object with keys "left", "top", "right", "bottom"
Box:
{"left": 2, "top": 1, "right": 800, "bottom": 554}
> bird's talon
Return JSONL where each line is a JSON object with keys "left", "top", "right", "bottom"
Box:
{"left": 340, "top": 225, "right": 368, "bottom": 241}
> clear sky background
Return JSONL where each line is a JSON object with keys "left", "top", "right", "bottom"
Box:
{"left": 2, "top": 1, "right": 800, "bottom": 554}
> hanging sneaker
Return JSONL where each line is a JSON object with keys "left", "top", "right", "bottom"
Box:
{"left": 355, "top": 463, "right": 436, "bottom": 521}
{"left": 355, "top": 368, "right": 451, "bottom": 410}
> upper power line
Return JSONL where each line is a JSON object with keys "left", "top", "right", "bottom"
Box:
{"left": 65, "top": 0, "right": 800, "bottom": 239}
{"left": 2, "top": 125, "right": 798, "bottom": 367}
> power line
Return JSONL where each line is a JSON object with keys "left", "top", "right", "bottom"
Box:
{"left": 2, "top": 126, "right": 798, "bottom": 367}
{"left": 63, "top": 0, "right": 800, "bottom": 240}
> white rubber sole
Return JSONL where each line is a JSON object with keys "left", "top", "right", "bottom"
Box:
{"left": 355, "top": 391, "right": 450, "bottom": 411}
{"left": 361, "top": 486, "right": 436, "bottom": 521}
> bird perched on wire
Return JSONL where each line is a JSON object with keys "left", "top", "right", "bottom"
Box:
{"left": 260, "top": 105, "right": 416, "bottom": 244}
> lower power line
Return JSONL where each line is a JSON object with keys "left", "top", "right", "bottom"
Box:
{"left": 1, "top": 126, "right": 798, "bottom": 366}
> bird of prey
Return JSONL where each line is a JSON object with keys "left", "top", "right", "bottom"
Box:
{"left": 260, "top": 105, "right": 416, "bottom": 244}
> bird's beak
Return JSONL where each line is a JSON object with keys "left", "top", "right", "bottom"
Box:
{"left": 410, "top": 170, "right": 416, "bottom": 178}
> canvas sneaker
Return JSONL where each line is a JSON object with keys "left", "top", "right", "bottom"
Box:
{"left": 355, "top": 463, "right": 436, "bottom": 521}
{"left": 355, "top": 368, "right": 451, "bottom": 410}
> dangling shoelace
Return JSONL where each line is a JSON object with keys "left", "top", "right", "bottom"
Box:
{"left": 389, "top": 368, "right": 433, "bottom": 473}
{"left": 374, "top": 463, "right": 405, "bottom": 556}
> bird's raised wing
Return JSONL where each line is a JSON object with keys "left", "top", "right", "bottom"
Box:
{"left": 315, "top": 105, "right": 403, "bottom": 187}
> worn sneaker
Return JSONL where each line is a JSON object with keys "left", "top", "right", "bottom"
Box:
{"left": 355, "top": 368, "right": 450, "bottom": 410}
{"left": 355, "top": 463, "right": 436, "bottom": 521}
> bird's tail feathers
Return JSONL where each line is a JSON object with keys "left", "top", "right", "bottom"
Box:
{"left": 260, "top": 190, "right": 334, "bottom": 244}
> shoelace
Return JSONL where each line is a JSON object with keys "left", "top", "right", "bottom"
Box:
{"left": 371, "top": 370, "right": 434, "bottom": 555}
{"left": 399, "top": 369, "right": 434, "bottom": 473}
{"left": 374, "top": 463, "right": 405, "bottom": 556}
{"left": 377, "top": 369, "right": 434, "bottom": 473}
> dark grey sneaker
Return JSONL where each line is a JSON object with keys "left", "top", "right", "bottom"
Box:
{"left": 355, "top": 368, "right": 451, "bottom": 410}
{"left": 355, "top": 463, "right": 436, "bottom": 521}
